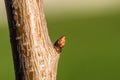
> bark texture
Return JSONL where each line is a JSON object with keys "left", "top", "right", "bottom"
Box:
{"left": 4, "top": 0, "right": 65, "bottom": 80}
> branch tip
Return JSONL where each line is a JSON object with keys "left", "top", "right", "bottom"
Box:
{"left": 54, "top": 35, "right": 66, "bottom": 53}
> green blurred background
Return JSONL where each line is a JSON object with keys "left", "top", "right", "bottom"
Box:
{"left": 0, "top": 0, "right": 120, "bottom": 80}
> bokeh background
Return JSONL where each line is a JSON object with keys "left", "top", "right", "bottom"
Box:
{"left": 0, "top": 0, "right": 120, "bottom": 80}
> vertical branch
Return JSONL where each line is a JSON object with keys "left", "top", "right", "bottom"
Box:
{"left": 4, "top": 0, "right": 66, "bottom": 80}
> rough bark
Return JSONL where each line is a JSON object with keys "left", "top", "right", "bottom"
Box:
{"left": 4, "top": 0, "right": 65, "bottom": 80}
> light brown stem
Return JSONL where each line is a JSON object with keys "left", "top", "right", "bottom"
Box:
{"left": 4, "top": 0, "right": 65, "bottom": 80}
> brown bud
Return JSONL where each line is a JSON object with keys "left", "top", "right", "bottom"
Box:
{"left": 54, "top": 36, "right": 66, "bottom": 53}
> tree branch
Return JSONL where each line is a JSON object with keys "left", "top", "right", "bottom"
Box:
{"left": 4, "top": 0, "right": 66, "bottom": 80}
